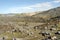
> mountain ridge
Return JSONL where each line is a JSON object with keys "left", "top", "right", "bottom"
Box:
{"left": 32, "top": 7, "right": 60, "bottom": 20}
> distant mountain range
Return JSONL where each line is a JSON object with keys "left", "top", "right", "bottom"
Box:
{"left": 0, "top": 7, "right": 60, "bottom": 23}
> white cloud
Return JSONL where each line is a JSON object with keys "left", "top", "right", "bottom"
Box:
{"left": 29, "top": 2, "right": 52, "bottom": 8}
{"left": 6, "top": 7, "right": 33, "bottom": 13}
{"left": 53, "top": 0, "right": 60, "bottom": 3}
{"left": 5, "top": 2, "right": 53, "bottom": 13}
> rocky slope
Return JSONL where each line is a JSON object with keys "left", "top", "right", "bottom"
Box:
{"left": 32, "top": 7, "right": 60, "bottom": 20}
{"left": 0, "top": 7, "right": 60, "bottom": 40}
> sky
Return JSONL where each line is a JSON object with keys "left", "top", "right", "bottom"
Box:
{"left": 0, "top": 0, "right": 60, "bottom": 14}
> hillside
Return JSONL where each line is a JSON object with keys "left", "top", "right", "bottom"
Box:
{"left": 32, "top": 7, "right": 60, "bottom": 20}
{"left": 0, "top": 7, "right": 60, "bottom": 40}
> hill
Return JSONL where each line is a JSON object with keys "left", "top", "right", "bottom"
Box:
{"left": 32, "top": 7, "right": 60, "bottom": 20}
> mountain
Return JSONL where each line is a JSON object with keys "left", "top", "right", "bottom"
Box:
{"left": 32, "top": 7, "right": 60, "bottom": 20}
{"left": 0, "top": 7, "right": 60, "bottom": 23}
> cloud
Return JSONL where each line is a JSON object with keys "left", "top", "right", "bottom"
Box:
{"left": 5, "top": 2, "right": 53, "bottom": 13}
{"left": 53, "top": 0, "right": 60, "bottom": 3}
{"left": 6, "top": 7, "right": 33, "bottom": 13}
{"left": 29, "top": 2, "right": 52, "bottom": 8}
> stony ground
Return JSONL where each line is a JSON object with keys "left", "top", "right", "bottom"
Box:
{"left": 0, "top": 20, "right": 60, "bottom": 40}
